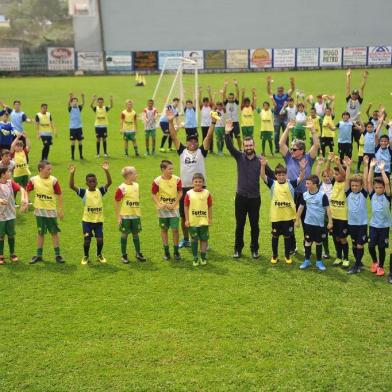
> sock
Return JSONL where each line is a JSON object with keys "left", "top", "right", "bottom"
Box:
{"left": 272, "top": 236, "right": 278, "bottom": 258}
{"left": 323, "top": 238, "right": 329, "bottom": 255}
{"left": 37, "top": 248, "right": 43, "bottom": 257}
{"left": 173, "top": 245, "right": 179, "bottom": 255}
{"left": 133, "top": 236, "right": 141, "bottom": 253}
{"left": 103, "top": 140, "right": 107, "bottom": 154}
{"left": 8, "top": 237, "right": 15, "bottom": 254}
{"left": 268, "top": 140, "right": 273, "bottom": 154}
{"left": 121, "top": 236, "right": 127, "bottom": 255}
{"left": 342, "top": 242, "right": 349, "bottom": 260}
{"left": 83, "top": 239, "right": 90, "bottom": 257}
{"left": 352, "top": 244, "right": 358, "bottom": 259}
{"left": 160, "top": 135, "right": 167, "bottom": 148}
{"left": 96, "top": 141, "right": 100, "bottom": 155}
{"left": 304, "top": 244, "right": 311, "bottom": 260}
{"left": 97, "top": 238, "right": 103, "bottom": 256}
{"left": 134, "top": 146, "right": 139, "bottom": 155}
{"left": 355, "top": 248, "right": 364, "bottom": 266}
{"left": 191, "top": 240, "right": 198, "bottom": 259}
{"left": 79, "top": 144, "right": 83, "bottom": 158}
{"left": 284, "top": 237, "right": 291, "bottom": 258}
{"left": 168, "top": 137, "right": 172, "bottom": 149}
{"left": 71, "top": 145, "right": 75, "bottom": 159}
{"left": 146, "top": 147, "right": 150, "bottom": 154}
{"left": 316, "top": 244, "right": 322, "bottom": 260}
{"left": 334, "top": 238, "right": 342, "bottom": 259}
{"left": 261, "top": 139, "right": 266, "bottom": 155}
{"left": 379, "top": 247, "right": 386, "bottom": 267}
{"left": 369, "top": 246, "right": 378, "bottom": 263}
{"left": 163, "top": 245, "right": 169, "bottom": 254}
{"left": 0, "top": 239, "right": 4, "bottom": 255}
{"left": 54, "top": 247, "right": 60, "bottom": 256}
{"left": 201, "top": 252, "right": 206, "bottom": 260}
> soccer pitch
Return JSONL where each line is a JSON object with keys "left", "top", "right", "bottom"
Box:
{"left": 1, "top": 69, "right": 392, "bottom": 391}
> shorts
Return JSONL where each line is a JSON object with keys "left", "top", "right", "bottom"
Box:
{"left": 321, "top": 137, "right": 334, "bottom": 148}
{"left": 332, "top": 219, "right": 348, "bottom": 238}
{"left": 36, "top": 216, "right": 60, "bottom": 235}
{"left": 304, "top": 223, "right": 327, "bottom": 243}
{"left": 338, "top": 143, "right": 352, "bottom": 158}
{"left": 185, "top": 128, "right": 198, "bottom": 137}
{"left": 82, "top": 221, "right": 103, "bottom": 238}
{"left": 40, "top": 135, "right": 53, "bottom": 146}
{"left": 230, "top": 122, "right": 240, "bottom": 138}
{"left": 159, "top": 217, "right": 179, "bottom": 230}
{"left": 241, "top": 126, "right": 254, "bottom": 138}
{"left": 0, "top": 144, "right": 11, "bottom": 151}
{"left": 0, "top": 219, "right": 15, "bottom": 237}
{"left": 271, "top": 220, "right": 294, "bottom": 237}
{"left": 214, "top": 127, "right": 225, "bottom": 139}
{"left": 123, "top": 131, "right": 136, "bottom": 141}
{"left": 14, "top": 175, "right": 29, "bottom": 188}
{"left": 348, "top": 224, "right": 368, "bottom": 245}
{"left": 119, "top": 218, "right": 142, "bottom": 234}
{"left": 352, "top": 129, "right": 361, "bottom": 143}
{"left": 369, "top": 226, "right": 389, "bottom": 248}
{"left": 95, "top": 127, "right": 107, "bottom": 138}
{"left": 260, "top": 131, "right": 273, "bottom": 140}
{"left": 160, "top": 121, "right": 169, "bottom": 134}
{"left": 189, "top": 225, "right": 209, "bottom": 241}
{"left": 145, "top": 129, "right": 156, "bottom": 138}
{"left": 70, "top": 128, "right": 84, "bottom": 141}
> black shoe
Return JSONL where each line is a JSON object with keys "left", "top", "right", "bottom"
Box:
{"left": 252, "top": 251, "right": 260, "bottom": 259}
{"left": 388, "top": 275, "right": 392, "bottom": 284}
{"left": 233, "top": 250, "right": 242, "bottom": 259}
{"left": 289, "top": 247, "right": 297, "bottom": 256}
{"left": 121, "top": 254, "right": 129, "bottom": 264}
{"left": 30, "top": 255, "right": 43, "bottom": 264}
{"left": 80, "top": 156, "right": 84, "bottom": 160}
{"left": 163, "top": 253, "right": 171, "bottom": 261}
{"left": 348, "top": 265, "right": 360, "bottom": 274}
{"left": 55, "top": 255, "right": 65, "bottom": 264}
{"left": 174, "top": 252, "right": 181, "bottom": 261}
{"left": 136, "top": 252, "right": 146, "bottom": 262}
{"left": 358, "top": 262, "right": 365, "bottom": 271}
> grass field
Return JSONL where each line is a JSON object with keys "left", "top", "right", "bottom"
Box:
{"left": 1, "top": 69, "right": 392, "bottom": 391}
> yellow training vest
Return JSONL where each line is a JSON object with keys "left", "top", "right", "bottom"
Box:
{"left": 94, "top": 106, "right": 109, "bottom": 127}
{"left": 119, "top": 182, "right": 141, "bottom": 217}
{"left": 36, "top": 112, "right": 52, "bottom": 133}
{"left": 330, "top": 181, "right": 347, "bottom": 220}
{"left": 241, "top": 106, "right": 254, "bottom": 126}
{"left": 260, "top": 109, "right": 273, "bottom": 132}
{"left": 82, "top": 189, "right": 104, "bottom": 223}
{"left": 322, "top": 115, "right": 335, "bottom": 138}
{"left": 121, "top": 110, "right": 136, "bottom": 131}
{"left": 156, "top": 175, "right": 179, "bottom": 207}
{"left": 270, "top": 181, "right": 296, "bottom": 222}
{"left": 308, "top": 115, "right": 321, "bottom": 136}
{"left": 13, "top": 151, "right": 30, "bottom": 177}
{"left": 33, "top": 175, "right": 57, "bottom": 210}
{"left": 188, "top": 189, "right": 210, "bottom": 226}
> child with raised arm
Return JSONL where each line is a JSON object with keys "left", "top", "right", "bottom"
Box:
{"left": 151, "top": 160, "right": 182, "bottom": 260}
{"left": 240, "top": 88, "right": 256, "bottom": 138}
{"left": 212, "top": 101, "right": 226, "bottom": 156}
{"left": 321, "top": 106, "right": 335, "bottom": 157}
{"left": 10, "top": 133, "right": 30, "bottom": 189}
{"left": 184, "top": 99, "right": 198, "bottom": 138}
{"left": 27, "top": 160, "right": 64, "bottom": 264}
{"left": 344, "top": 156, "right": 369, "bottom": 275}
{"left": 142, "top": 99, "right": 158, "bottom": 156}
{"left": 199, "top": 86, "right": 214, "bottom": 153}
{"left": 367, "top": 159, "right": 391, "bottom": 278}
{"left": 114, "top": 166, "right": 145, "bottom": 263}
{"left": 69, "top": 162, "right": 112, "bottom": 265}
{"left": 261, "top": 156, "right": 306, "bottom": 265}
{"left": 184, "top": 173, "right": 212, "bottom": 266}
{"left": 223, "top": 79, "right": 241, "bottom": 149}
{"left": 91, "top": 95, "right": 113, "bottom": 158}
{"left": 0, "top": 110, "right": 16, "bottom": 153}
{"left": 68, "top": 93, "right": 85, "bottom": 160}
{"left": 0, "top": 167, "right": 28, "bottom": 264}
{"left": 35, "top": 104, "right": 56, "bottom": 161}
{"left": 120, "top": 99, "right": 139, "bottom": 157}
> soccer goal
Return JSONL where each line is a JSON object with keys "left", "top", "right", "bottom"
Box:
{"left": 152, "top": 57, "right": 199, "bottom": 124}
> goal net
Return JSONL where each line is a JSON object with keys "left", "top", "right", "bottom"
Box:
{"left": 152, "top": 57, "right": 199, "bottom": 126}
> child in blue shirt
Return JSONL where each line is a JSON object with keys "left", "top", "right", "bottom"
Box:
{"left": 184, "top": 100, "right": 197, "bottom": 137}
{"left": 296, "top": 174, "right": 333, "bottom": 271}
{"left": 0, "top": 111, "right": 15, "bottom": 152}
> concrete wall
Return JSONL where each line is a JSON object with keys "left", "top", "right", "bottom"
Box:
{"left": 74, "top": 0, "right": 392, "bottom": 51}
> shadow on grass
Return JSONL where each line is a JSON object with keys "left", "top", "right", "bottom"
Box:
{"left": 88, "top": 262, "right": 122, "bottom": 273}
{"left": 3, "top": 261, "right": 31, "bottom": 272}
{"left": 127, "top": 260, "right": 159, "bottom": 271}
{"left": 168, "top": 257, "right": 229, "bottom": 275}
{"left": 27, "top": 260, "right": 78, "bottom": 274}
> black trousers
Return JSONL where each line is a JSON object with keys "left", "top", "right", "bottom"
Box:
{"left": 235, "top": 194, "right": 261, "bottom": 252}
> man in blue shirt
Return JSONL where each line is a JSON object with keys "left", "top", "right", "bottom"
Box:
{"left": 267, "top": 75, "right": 295, "bottom": 153}
{"left": 68, "top": 93, "right": 85, "bottom": 160}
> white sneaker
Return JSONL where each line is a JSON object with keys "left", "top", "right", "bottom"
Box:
{"left": 95, "top": 154, "right": 100, "bottom": 158}
{"left": 104, "top": 153, "right": 109, "bottom": 158}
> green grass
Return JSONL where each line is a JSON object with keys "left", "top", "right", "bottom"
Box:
{"left": 1, "top": 69, "right": 392, "bottom": 391}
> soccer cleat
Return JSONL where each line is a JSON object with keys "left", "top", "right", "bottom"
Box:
{"left": 285, "top": 257, "right": 292, "bottom": 265}
{"left": 290, "top": 247, "right": 297, "bottom": 256}
{"left": 30, "top": 255, "right": 43, "bottom": 264}
{"left": 80, "top": 156, "right": 84, "bottom": 160}
{"left": 333, "top": 258, "right": 342, "bottom": 266}
{"left": 371, "top": 262, "right": 378, "bottom": 273}
{"left": 348, "top": 265, "right": 360, "bottom": 274}
{"left": 342, "top": 260, "right": 350, "bottom": 268}
{"left": 163, "top": 252, "right": 171, "bottom": 261}
{"left": 233, "top": 250, "right": 242, "bottom": 259}
{"left": 251, "top": 251, "right": 260, "bottom": 259}
{"left": 174, "top": 252, "right": 181, "bottom": 261}
{"left": 270, "top": 257, "right": 278, "bottom": 264}
{"left": 299, "top": 260, "right": 311, "bottom": 270}
{"left": 10, "top": 254, "right": 18, "bottom": 262}
{"left": 376, "top": 267, "right": 385, "bottom": 276}
{"left": 0, "top": 256, "right": 4, "bottom": 265}
{"left": 104, "top": 153, "right": 109, "bottom": 158}
{"left": 159, "top": 148, "right": 166, "bottom": 153}
{"left": 323, "top": 253, "right": 330, "bottom": 259}
{"left": 55, "top": 255, "right": 65, "bottom": 264}
{"left": 217, "top": 151, "right": 224, "bottom": 156}
{"left": 179, "top": 239, "right": 190, "bottom": 249}
{"left": 97, "top": 255, "right": 106, "bottom": 264}
{"left": 193, "top": 259, "right": 200, "bottom": 267}
{"left": 81, "top": 256, "right": 89, "bottom": 265}
{"left": 200, "top": 258, "right": 207, "bottom": 266}
{"left": 316, "top": 260, "right": 327, "bottom": 271}
{"left": 121, "top": 254, "right": 129, "bottom": 264}
{"left": 136, "top": 252, "right": 146, "bottom": 262}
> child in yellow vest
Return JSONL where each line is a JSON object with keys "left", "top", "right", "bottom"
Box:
{"left": 260, "top": 156, "right": 306, "bottom": 264}
{"left": 26, "top": 160, "right": 64, "bottom": 264}
{"left": 120, "top": 99, "right": 139, "bottom": 157}
{"left": 240, "top": 88, "right": 256, "bottom": 138}
{"left": 69, "top": 162, "right": 112, "bottom": 265}
{"left": 258, "top": 101, "right": 274, "bottom": 156}
{"left": 151, "top": 160, "right": 182, "bottom": 260}
{"left": 184, "top": 173, "right": 212, "bottom": 266}
{"left": 35, "top": 104, "right": 56, "bottom": 161}
{"left": 321, "top": 107, "right": 335, "bottom": 157}
{"left": 10, "top": 133, "right": 30, "bottom": 188}
{"left": 90, "top": 95, "right": 113, "bottom": 158}
{"left": 114, "top": 166, "right": 145, "bottom": 263}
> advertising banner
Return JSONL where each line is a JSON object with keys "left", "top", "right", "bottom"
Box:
{"left": 158, "top": 51, "right": 183, "bottom": 70}
{"left": 320, "top": 48, "right": 342, "bottom": 67}
{"left": 204, "top": 50, "right": 225, "bottom": 69}
{"left": 273, "top": 48, "right": 296, "bottom": 68}
{"left": 368, "top": 46, "right": 392, "bottom": 66}
{"left": 47, "top": 47, "right": 74, "bottom": 71}
{"left": 183, "top": 50, "right": 204, "bottom": 69}
{"left": 0, "top": 48, "right": 20, "bottom": 71}
{"left": 296, "top": 48, "right": 319, "bottom": 67}
{"left": 105, "top": 51, "right": 133, "bottom": 72}
{"left": 250, "top": 48, "right": 272, "bottom": 68}
{"left": 226, "top": 49, "right": 248, "bottom": 69}
{"left": 343, "top": 47, "right": 367, "bottom": 66}
{"left": 134, "top": 51, "right": 158, "bottom": 70}
{"left": 77, "top": 52, "right": 104, "bottom": 71}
